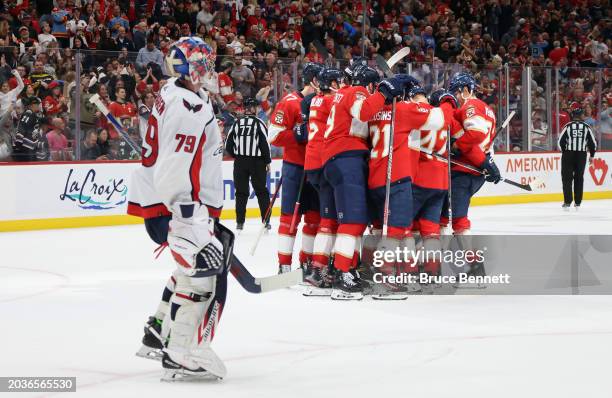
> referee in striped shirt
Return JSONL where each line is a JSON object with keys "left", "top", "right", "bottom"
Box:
{"left": 225, "top": 98, "right": 271, "bottom": 230}
{"left": 558, "top": 107, "right": 597, "bottom": 210}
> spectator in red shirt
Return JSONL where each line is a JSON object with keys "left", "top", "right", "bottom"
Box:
{"left": 43, "top": 81, "right": 68, "bottom": 116}
{"left": 108, "top": 86, "right": 136, "bottom": 139}
{"left": 218, "top": 60, "right": 235, "bottom": 104}
{"left": 548, "top": 41, "right": 569, "bottom": 65}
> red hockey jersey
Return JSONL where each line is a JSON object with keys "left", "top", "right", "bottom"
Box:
{"left": 322, "top": 87, "right": 383, "bottom": 165}
{"left": 368, "top": 101, "right": 423, "bottom": 189}
{"left": 304, "top": 93, "right": 334, "bottom": 171}
{"left": 453, "top": 98, "right": 496, "bottom": 175}
{"left": 268, "top": 91, "right": 305, "bottom": 166}
{"left": 413, "top": 102, "right": 464, "bottom": 190}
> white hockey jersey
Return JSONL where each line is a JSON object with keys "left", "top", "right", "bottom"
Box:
{"left": 128, "top": 78, "right": 224, "bottom": 219}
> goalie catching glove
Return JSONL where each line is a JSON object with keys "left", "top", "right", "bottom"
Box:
{"left": 168, "top": 202, "right": 225, "bottom": 277}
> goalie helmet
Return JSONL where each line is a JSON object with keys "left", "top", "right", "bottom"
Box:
{"left": 166, "top": 37, "right": 216, "bottom": 91}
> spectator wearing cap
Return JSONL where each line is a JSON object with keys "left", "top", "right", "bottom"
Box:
{"left": 43, "top": 80, "right": 68, "bottom": 117}
{"left": 136, "top": 37, "right": 164, "bottom": 70}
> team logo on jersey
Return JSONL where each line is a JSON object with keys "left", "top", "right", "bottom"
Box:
{"left": 355, "top": 92, "right": 366, "bottom": 101}
{"left": 274, "top": 111, "right": 284, "bottom": 125}
{"left": 465, "top": 106, "right": 476, "bottom": 118}
{"left": 589, "top": 158, "right": 608, "bottom": 186}
{"left": 183, "top": 99, "right": 203, "bottom": 113}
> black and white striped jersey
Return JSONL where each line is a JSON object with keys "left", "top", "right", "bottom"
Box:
{"left": 558, "top": 121, "right": 597, "bottom": 157}
{"left": 225, "top": 115, "right": 271, "bottom": 163}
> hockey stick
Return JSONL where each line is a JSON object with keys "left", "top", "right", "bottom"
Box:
{"left": 497, "top": 110, "right": 515, "bottom": 134}
{"left": 289, "top": 173, "right": 306, "bottom": 234}
{"left": 89, "top": 94, "right": 140, "bottom": 153}
{"left": 374, "top": 48, "right": 411, "bottom": 78}
{"left": 250, "top": 175, "right": 283, "bottom": 256}
{"left": 230, "top": 254, "right": 303, "bottom": 293}
{"left": 381, "top": 97, "right": 396, "bottom": 236}
{"left": 375, "top": 49, "right": 410, "bottom": 236}
{"left": 410, "top": 145, "right": 545, "bottom": 191}
{"left": 446, "top": 127, "right": 453, "bottom": 227}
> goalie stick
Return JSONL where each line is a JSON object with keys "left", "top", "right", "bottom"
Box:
{"left": 230, "top": 254, "right": 302, "bottom": 293}
{"left": 410, "top": 145, "right": 545, "bottom": 191}
{"left": 89, "top": 93, "right": 140, "bottom": 153}
{"left": 215, "top": 222, "right": 302, "bottom": 293}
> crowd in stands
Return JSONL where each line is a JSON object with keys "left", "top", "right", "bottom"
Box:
{"left": 0, "top": 0, "right": 610, "bottom": 161}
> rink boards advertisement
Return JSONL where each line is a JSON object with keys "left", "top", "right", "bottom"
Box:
{"left": 0, "top": 151, "right": 611, "bottom": 231}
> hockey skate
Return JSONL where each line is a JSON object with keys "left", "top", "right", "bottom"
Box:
{"left": 562, "top": 203, "right": 571, "bottom": 211}
{"left": 303, "top": 265, "right": 333, "bottom": 296}
{"left": 331, "top": 269, "right": 364, "bottom": 300}
{"left": 278, "top": 264, "right": 292, "bottom": 274}
{"left": 136, "top": 316, "right": 165, "bottom": 361}
{"left": 371, "top": 267, "right": 408, "bottom": 300}
{"left": 161, "top": 347, "right": 226, "bottom": 382}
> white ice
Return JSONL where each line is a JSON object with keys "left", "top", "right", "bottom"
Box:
{"left": 1, "top": 200, "right": 612, "bottom": 398}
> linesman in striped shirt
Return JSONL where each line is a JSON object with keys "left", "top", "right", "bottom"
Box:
{"left": 225, "top": 97, "right": 271, "bottom": 230}
{"left": 558, "top": 107, "right": 597, "bottom": 210}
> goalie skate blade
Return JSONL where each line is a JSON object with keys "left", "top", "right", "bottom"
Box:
{"left": 372, "top": 294, "right": 408, "bottom": 301}
{"left": 330, "top": 290, "right": 364, "bottom": 301}
{"left": 161, "top": 369, "right": 222, "bottom": 383}
{"left": 135, "top": 345, "right": 163, "bottom": 361}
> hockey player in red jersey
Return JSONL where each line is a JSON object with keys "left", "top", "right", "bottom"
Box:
{"left": 444, "top": 72, "right": 501, "bottom": 235}
{"left": 268, "top": 63, "right": 324, "bottom": 275}
{"left": 128, "top": 37, "right": 229, "bottom": 381}
{"left": 300, "top": 67, "right": 344, "bottom": 295}
{"left": 322, "top": 64, "right": 384, "bottom": 300}
{"left": 410, "top": 87, "right": 464, "bottom": 283}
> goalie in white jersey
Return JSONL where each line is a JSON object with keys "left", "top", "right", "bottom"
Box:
{"left": 127, "top": 37, "right": 229, "bottom": 381}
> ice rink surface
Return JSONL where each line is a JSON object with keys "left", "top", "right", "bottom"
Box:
{"left": 1, "top": 200, "right": 612, "bottom": 397}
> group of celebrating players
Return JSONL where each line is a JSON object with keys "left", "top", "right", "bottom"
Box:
{"left": 269, "top": 59, "right": 501, "bottom": 300}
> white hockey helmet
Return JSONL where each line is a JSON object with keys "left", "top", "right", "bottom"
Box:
{"left": 166, "top": 37, "right": 216, "bottom": 90}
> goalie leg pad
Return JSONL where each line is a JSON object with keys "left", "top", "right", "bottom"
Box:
{"left": 165, "top": 272, "right": 227, "bottom": 378}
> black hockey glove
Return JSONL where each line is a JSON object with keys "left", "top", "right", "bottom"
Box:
{"left": 293, "top": 122, "right": 308, "bottom": 143}
{"left": 300, "top": 92, "right": 316, "bottom": 122}
{"left": 429, "top": 89, "right": 459, "bottom": 109}
{"left": 377, "top": 77, "right": 404, "bottom": 103}
{"left": 481, "top": 154, "right": 501, "bottom": 184}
